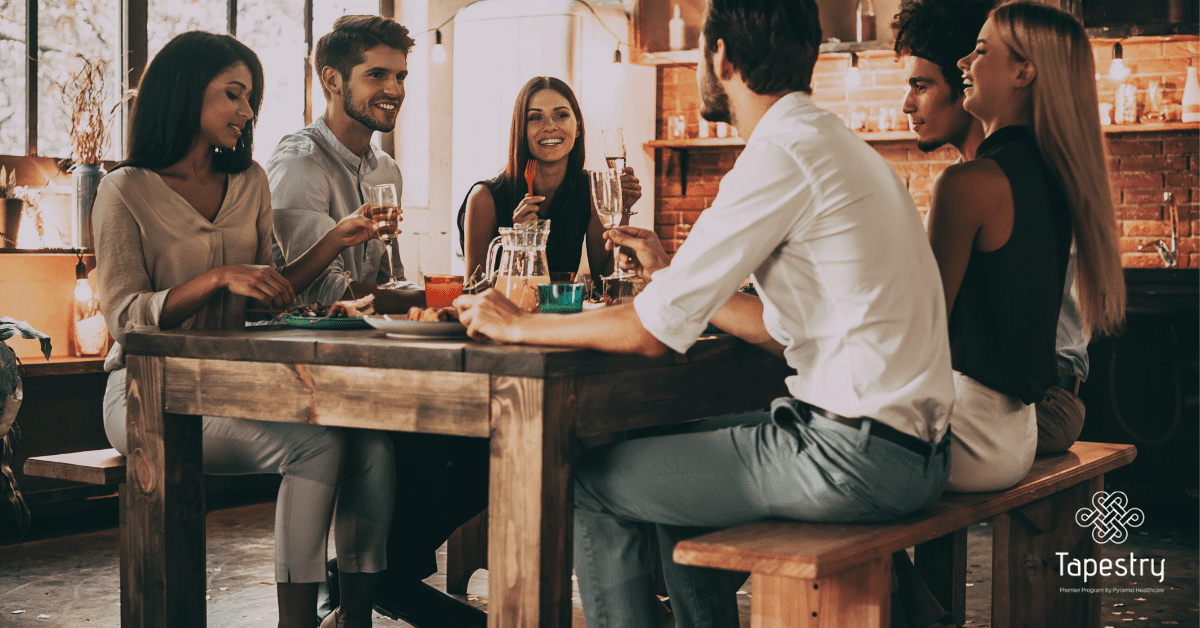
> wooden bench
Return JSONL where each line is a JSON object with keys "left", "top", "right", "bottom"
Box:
{"left": 673, "top": 441, "right": 1137, "bottom": 628}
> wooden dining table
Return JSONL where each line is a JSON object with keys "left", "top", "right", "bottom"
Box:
{"left": 119, "top": 324, "right": 792, "bottom": 627}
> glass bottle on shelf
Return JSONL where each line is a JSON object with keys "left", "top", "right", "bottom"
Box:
{"left": 856, "top": 0, "right": 876, "bottom": 42}
{"left": 1114, "top": 78, "right": 1137, "bottom": 125}
{"left": 1182, "top": 64, "right": 1200, "bottom": 123}
{"left": 668, "top": 4, "right": 685, "bottom": 51}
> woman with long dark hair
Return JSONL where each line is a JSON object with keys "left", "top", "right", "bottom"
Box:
{"left": 94, "top": 31, "right": 394, "bottom": 628}
{"left": 458, "top": 76, "right": 642, "bottom": 284}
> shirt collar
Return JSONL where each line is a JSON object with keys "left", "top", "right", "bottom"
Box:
{"left": 746, "top": 91, "right": 817, "bottom": 144}
{"left": 314, "top": 116, "right": 380, "bottom": 174}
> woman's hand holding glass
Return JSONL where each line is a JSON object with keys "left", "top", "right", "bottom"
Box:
{"left": 617, "top": 167, "right": 642, "bottom": 210}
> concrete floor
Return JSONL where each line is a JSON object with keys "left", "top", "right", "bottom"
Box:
{"left": 0, "top": 499, "right": 1195, "bottom": 627}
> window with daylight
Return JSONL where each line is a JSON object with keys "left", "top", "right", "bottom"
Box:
{"left": 238, "top": 0, "right": 306, "bottom": 164}
{"left": 0, "top": 0, "right": 26, "bottom": 155}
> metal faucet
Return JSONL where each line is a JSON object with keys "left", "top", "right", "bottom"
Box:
{"left": 1138, "top": 192, "right": 1179, "bottom": 268}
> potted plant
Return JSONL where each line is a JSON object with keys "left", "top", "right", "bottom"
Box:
{"left": 63, "top": 57, "right": 109, "bottom": 249}
{"left": 0, "top": 166, "right": 19, "bottom": 250}
{"left": 0, "top": 318, "right": 51, "bottom": 535}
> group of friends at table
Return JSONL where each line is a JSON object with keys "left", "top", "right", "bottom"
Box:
{"left": 89, "top": 0, "right": 1127, "bottom": 626}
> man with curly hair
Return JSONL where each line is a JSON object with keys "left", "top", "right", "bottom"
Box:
{"left": 893, "top": 0, "right": 994, "bottom": 158}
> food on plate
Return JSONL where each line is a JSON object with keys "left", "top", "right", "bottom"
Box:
{"left": 283, "top": 293, "right": 376, "bottom": 318}
{"left": 328, "top": 293, "right": 376, "bottom": 318}
{"left": 406, "top": 306, "right": 460, "bottom": 322}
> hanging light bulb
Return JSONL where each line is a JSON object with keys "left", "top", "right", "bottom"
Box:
{"left": 845, "top": 52, "right": 863, "bottom": 88}
{"left": 431, "top": 29, "right": 447, "bottom": 64}
{"left": 74, "top": 254, "right": 93, "bottom": 302}
{"left": 1108, "top": 42, "right": 1130, "bottom": 81}
{"left": 611, "top": 47, "right": 625, "bottom": 81}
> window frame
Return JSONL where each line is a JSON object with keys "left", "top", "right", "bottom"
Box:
{"left": 12, "top": 0, "right": 395, "bottom": 160}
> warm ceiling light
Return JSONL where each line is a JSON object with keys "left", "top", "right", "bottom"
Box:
{"left": 431, "top": 29, "right": 447, "bottom": 64}
{"left": 1109, "top": 42, "right": 1130, "bottom": 81}
{"left": 845, "top": 52, "right": 863, "bottom": 88}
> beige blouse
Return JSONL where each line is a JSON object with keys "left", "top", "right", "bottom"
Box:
{"left": 93, "top": 164, "right": 274, "bottom": 370}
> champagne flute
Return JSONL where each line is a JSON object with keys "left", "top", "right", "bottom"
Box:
{"left": 588, "top": 169, "right": 633, "bottom": 280}
{"left": 601, "top": 128, "right": 626, "bottom": 171}
{"left": 369, "top": 183, "right": 402, "bottom": 288}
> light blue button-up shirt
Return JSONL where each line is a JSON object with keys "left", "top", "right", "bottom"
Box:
{"left": 266, "top": 116, "right": 407, "bottom": 306}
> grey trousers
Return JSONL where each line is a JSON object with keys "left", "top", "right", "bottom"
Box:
{"left": 103, "top": 368, "right": 395, "bottom": 583}
{"left": 573, "top": 398, "right": 950, "bottom": 628}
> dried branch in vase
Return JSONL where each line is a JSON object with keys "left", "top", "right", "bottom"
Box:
{"left": 63, "top": 56, "right": 109, "bottom": 165}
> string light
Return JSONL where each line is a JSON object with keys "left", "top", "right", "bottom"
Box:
{"left": 611, "top": 47, "right": 625, "bottom": 81}
{"left": 845, "top": 52, "right": 862, "bottom": 88}
{"left": 432, "top": 29, "right": 447, "bottom": 63}
{"left": 1109, "top": 42, "right": 1130, "bottom": 81}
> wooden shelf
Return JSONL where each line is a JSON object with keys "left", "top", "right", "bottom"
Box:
{"left": 19, "top": 356, "right": 107, "bottom": 378}
{"left": 646, "top": 138, "right": 744, "bottom": 148}
{"left": 1104, "top": 122, "right": 1199, "bottom": 133}
{"left": 633, "top": 43, "right": 895, "bottom": 66}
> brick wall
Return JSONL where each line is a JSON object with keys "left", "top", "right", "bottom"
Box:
{"left": 653, "top": 38, "right": 1199, "bottom": 268}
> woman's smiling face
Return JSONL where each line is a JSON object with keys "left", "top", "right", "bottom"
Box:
{"left": 198, "top": 62, "right": 255, "bottom": 150}
{"left": 957, "top": 18, "right": 1023, "bottom": 123}
{"left": 525, "top": 88, "right": 578, "bottom": 162}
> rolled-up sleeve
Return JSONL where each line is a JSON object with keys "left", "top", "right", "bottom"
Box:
{"left": 267, "top": 147, "right": 349, "bottom": 305}
{"left": 93, "top": 175, "right": 169, "bottom": 346}
{"left": 633, "top": 141, "right": 806, "bottom": 354}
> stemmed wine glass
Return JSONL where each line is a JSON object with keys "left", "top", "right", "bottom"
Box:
{"left": 601, "top": 128, "right": 626, "bottom": 172}
{"left": 588, "top": 169, "right": 634, "bottom": 281}
{"left": 369, "top": 183, "right": 403, "bottom": 288}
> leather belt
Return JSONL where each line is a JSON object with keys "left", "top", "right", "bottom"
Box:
{"left": 807, "top": 405, "right": 946, "bottom": 457}
{"left": 1055, "top": 369, "right": 1081, "bottom": 395}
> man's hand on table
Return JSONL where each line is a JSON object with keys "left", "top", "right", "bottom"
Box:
{"left": 605, "top": 226, "right": 670, "bottom": 283}
{"left": 454, "top": 290, "right": 527, "bottom": 343}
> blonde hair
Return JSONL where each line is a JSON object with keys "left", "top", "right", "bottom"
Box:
{"left": 991, "top": 1, "right": 1125, "bottom": 338}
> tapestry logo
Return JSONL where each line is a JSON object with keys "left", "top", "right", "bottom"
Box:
{"left": 1075, "top": 490, "right": 1145, "bottom": 544}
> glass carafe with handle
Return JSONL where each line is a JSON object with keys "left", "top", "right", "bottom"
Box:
{"left": 484, "top": 219, "right": 552, "bottom": 312}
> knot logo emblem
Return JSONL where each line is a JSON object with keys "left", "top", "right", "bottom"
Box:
{"left": 1075, "top": 491, "right": 1144, "bottom": 544}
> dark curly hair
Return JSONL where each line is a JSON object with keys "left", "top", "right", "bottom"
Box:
{"left": 892, "top": 0, "right": 996, "bottom": 99}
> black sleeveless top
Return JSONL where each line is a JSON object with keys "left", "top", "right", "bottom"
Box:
{"left": 456, "top": 169, "right": 592, "bottom": 274}
{"left": 948, "top": 126, "right": 1072, "bottom": 404}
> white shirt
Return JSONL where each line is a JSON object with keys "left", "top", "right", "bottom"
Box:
{"left": 266, "top": 116, "right": 408, "bottom": 306}
{"left": 634, "top": 92, "right": 954, "bottom": 441}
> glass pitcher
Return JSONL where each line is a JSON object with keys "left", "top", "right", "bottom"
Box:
{"left": 485, "top": 219, "right": 552, "bottom": 312}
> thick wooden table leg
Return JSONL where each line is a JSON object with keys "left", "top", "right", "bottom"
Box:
{"left": 487, "top": 376, "right": 577, "bottom": 628}
{"left": 993, "top": 476, "right": 1104, "bottom": 628}
{"left": 915, "top": 528, "right": 968, "bottom": 626}
{"left": 751, "top": 557, "right": 891, "bottom": 628}
{"left": 446, "top": 509, "right": 488, "bottom": 594}
{"left": 123, "top": 355, "right": 206, "bottom": 627}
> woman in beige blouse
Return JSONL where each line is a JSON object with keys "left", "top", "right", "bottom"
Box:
{"left": 94, "top": 32, "right": 391, "bottom": 628}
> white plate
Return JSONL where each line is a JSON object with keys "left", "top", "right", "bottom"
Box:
{"left": 363, "top": 315, "right": 468, "bottom": 338}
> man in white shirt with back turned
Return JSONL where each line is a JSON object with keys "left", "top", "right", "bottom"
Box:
{"left": 454, "top": 0, "right": 956, "bottom": 626}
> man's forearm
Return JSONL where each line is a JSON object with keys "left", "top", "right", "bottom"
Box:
{"left": 511, "top": 304, "right": 669, "bottom": 357}
{"left": 710, "top": 292, "right": 785, "bottom": 356}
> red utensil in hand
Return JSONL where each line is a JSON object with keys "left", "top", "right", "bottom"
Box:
{"left": 524, "top": 159, "right": 537, "bottom": 197}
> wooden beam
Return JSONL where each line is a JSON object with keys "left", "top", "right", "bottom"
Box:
{"left": 303, "top": 0, "right": 313, "bottom": 124}
{"left": 121, "top": 0, "right": 148, "bottom": 146}
{"left": 25, "top": 0, "right": 36, "bottom": 156}
{"left": 227, "top": 0, "right": 237, "bottom": 36}
{"left": 161, "top": 357, "right": 491, "bottom": 437}
{"left": 487, "top": 376, "right": 576, "bottom": 628}
{"left": 123, "top": 354, "right": 207, "bottom": 627}
{"left": 379, "top": 0, "right": 396, "bottom": 158}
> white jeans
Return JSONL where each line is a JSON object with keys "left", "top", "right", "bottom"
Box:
{"left": 103, "top": 368, "right": 395, "bottom": 582}
{"left": 945, "top": 371, "right": 1038, "bottom": 493}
